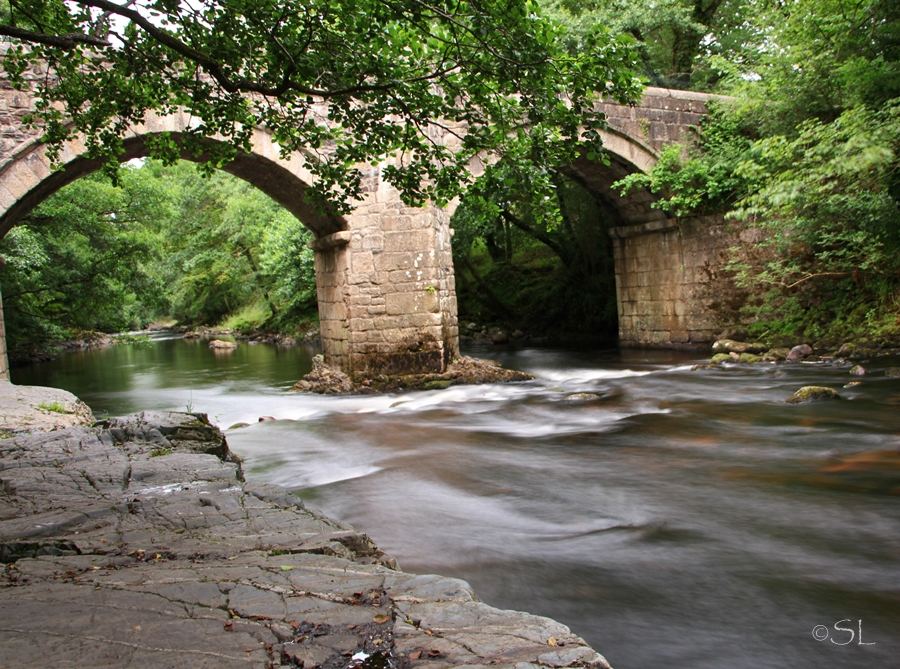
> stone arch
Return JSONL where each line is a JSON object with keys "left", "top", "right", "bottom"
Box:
{"left": 0, "top": 110, "right": 347, "bottom": 239}
{"left": 0, "top": 105, "right": 461, "bottom": 380}
{"left": 0, "top": 109, "right": 361, "bottom": 380}
{"left": 563, "top": 127, "right": 667, "bottom": 228}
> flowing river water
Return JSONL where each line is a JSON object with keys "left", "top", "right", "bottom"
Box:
{"left": 11, "top": 333, "right": 900, "bottom": 669}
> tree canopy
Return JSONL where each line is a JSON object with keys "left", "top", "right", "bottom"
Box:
{"left": 0, "top": 0, "right": 642, "bottom": 213}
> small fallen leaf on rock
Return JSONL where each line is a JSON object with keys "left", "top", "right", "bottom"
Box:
{"left": 424, "top": 630, "right": 433, "bottom": 636}
{"left": 289, "top": 620, "right": 299, "bottom": 628}
{"left": 427, "top": 649, "right": 443, "bottom": 657}
{"left": 547, "top": 637, "right": 558, "bottom": 647}
{"left": 409, "top": 651, "right": 422, "bottom": 660}
{"left": 224, "top": 622, "right": 233, "bottom": 631}
{"left": 280, "top": 565, "right": 293, "bottom": 571}
{"left": 373, "top": 613, "right": 390, "bottom": 624}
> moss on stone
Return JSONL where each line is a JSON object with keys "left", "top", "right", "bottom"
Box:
{"left": 785, "top": 386, "right": 841, "bottom": 404}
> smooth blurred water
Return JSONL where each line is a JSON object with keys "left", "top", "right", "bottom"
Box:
{"left": 12, "top": 337, "right": 900, "bottom": 669}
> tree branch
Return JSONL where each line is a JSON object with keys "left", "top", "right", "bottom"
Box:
{"left": 0, "top": 24, "right": 111, "bottom": 49}
{"left": 500, "top": 210, "right": 571, "bottom": 265}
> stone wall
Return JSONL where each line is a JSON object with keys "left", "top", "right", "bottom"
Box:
{"left": 611, "top": 214, "right": 746, "bottom": 348}
{"left": 598, "top": 87, "right": 712, "bottom": 154}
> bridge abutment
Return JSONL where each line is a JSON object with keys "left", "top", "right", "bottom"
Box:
{"left": 611, "top": 214, "right": 745, "bottom": 348}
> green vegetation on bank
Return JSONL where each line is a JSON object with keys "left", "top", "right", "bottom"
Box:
{"left": 611, "top": 0, "right": 900, "bottom": 344}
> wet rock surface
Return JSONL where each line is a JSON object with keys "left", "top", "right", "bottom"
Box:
{"left": 0, "top": 410, "right": 608, "bottom": 669}
{"left": 293, "top": 356, "right": 534, "bottom": 394}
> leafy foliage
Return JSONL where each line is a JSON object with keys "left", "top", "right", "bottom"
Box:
{"left": 713, "top": 0, "right": 900, "bottom": 134}
{"left": 726, "top": 102, "right": 900, "bottom": 339}
{"left": 0, "top": 0, "right": 642, "bottom": 212}
{"left": 614, "top": 103, "right": 751, "bottom": 215}
{"left": 548, "top": 0, "right": 752, "bottom": 90}
{"left": 0, "top": 168, "right": 169, "bottom": 349}
{"left": 0, "top": 160, "right": 320, "bottom": 351}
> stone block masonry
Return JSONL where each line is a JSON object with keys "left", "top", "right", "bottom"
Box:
{"left": 318, "top": 193, "right": 459, "bottom": 378}
{"left": 611, "top": 214, "right": 746, "bottom": 348}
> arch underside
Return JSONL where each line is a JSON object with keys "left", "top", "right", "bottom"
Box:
{"left": 563, "top": 131, "right": 668, "bottom": 228}
{"left": 0, "top": 132, "right": 347, "bottom": 240}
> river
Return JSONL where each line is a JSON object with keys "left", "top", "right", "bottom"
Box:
{"left": 11, "top": 333, "right": 900, "bottom": 669}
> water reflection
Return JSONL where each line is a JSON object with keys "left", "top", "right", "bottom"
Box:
{"left": 12, "top": 338, "right": 900, "bottom": 668}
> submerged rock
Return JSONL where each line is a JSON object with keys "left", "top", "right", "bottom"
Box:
{"left": 785, "top": 386, "right": 841, "bottom": 404}
{"left": 886, "top": 367, "right": 900, "bottom": 378}
{"left": 691, "top": 363, "right": 721, "bottom": 371}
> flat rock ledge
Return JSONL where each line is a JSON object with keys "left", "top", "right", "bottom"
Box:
{"left": 293, "top": 355, "right": 535, "bottom": 394}
{"left": 0, "top": 409, "right": 609, "bottom": 669}
{"left": 0, "top": 381, "right": 94, "bottom": 434}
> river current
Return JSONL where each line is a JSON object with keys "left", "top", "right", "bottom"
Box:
{"left": 12, "top": 333, "right": 900, "bottom": 668}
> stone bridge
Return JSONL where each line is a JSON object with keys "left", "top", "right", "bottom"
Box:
{"left": 0, "top": 55, "right": 735, "bottom": 381}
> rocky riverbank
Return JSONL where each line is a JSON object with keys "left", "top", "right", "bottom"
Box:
{"left": 0, "top": 392, "right": 609, "bottom": 669}
{"left": 694, "top": 331, "right": 900, "bottom": 369}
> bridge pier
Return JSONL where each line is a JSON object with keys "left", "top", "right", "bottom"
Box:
{"left": 311, "top": 190, "right": 459, "bottom": 378}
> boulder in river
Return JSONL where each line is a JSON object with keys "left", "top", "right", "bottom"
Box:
{"left": 849, "top": 364, "right": 867, "bottom": 376}
{"left": 209, "top": 339, "right": 238, "bottom": 349}
{"left": 763, "top": 347, "right": 791, "bottom": 362}
{"left": 564, "top": 392, "right": 602, "bottom": 401}
{"left": 886, "top": 367, "right": 900, "bottom": 378}
{"left": 292, "top": 354, "right": 354, "bottom": 393}
{"left": 786, "top": 344, "right": 814, "bottom": 361}
{"left": 785, "top": 386, "right": 841, "bottom": 404}
{"left": 712, "top": 339, "right": 767, "bottom": 354}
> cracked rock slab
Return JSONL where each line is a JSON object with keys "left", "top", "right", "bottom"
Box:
{"left": 0, "top": 409, "right": 610, "bottom": 669}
